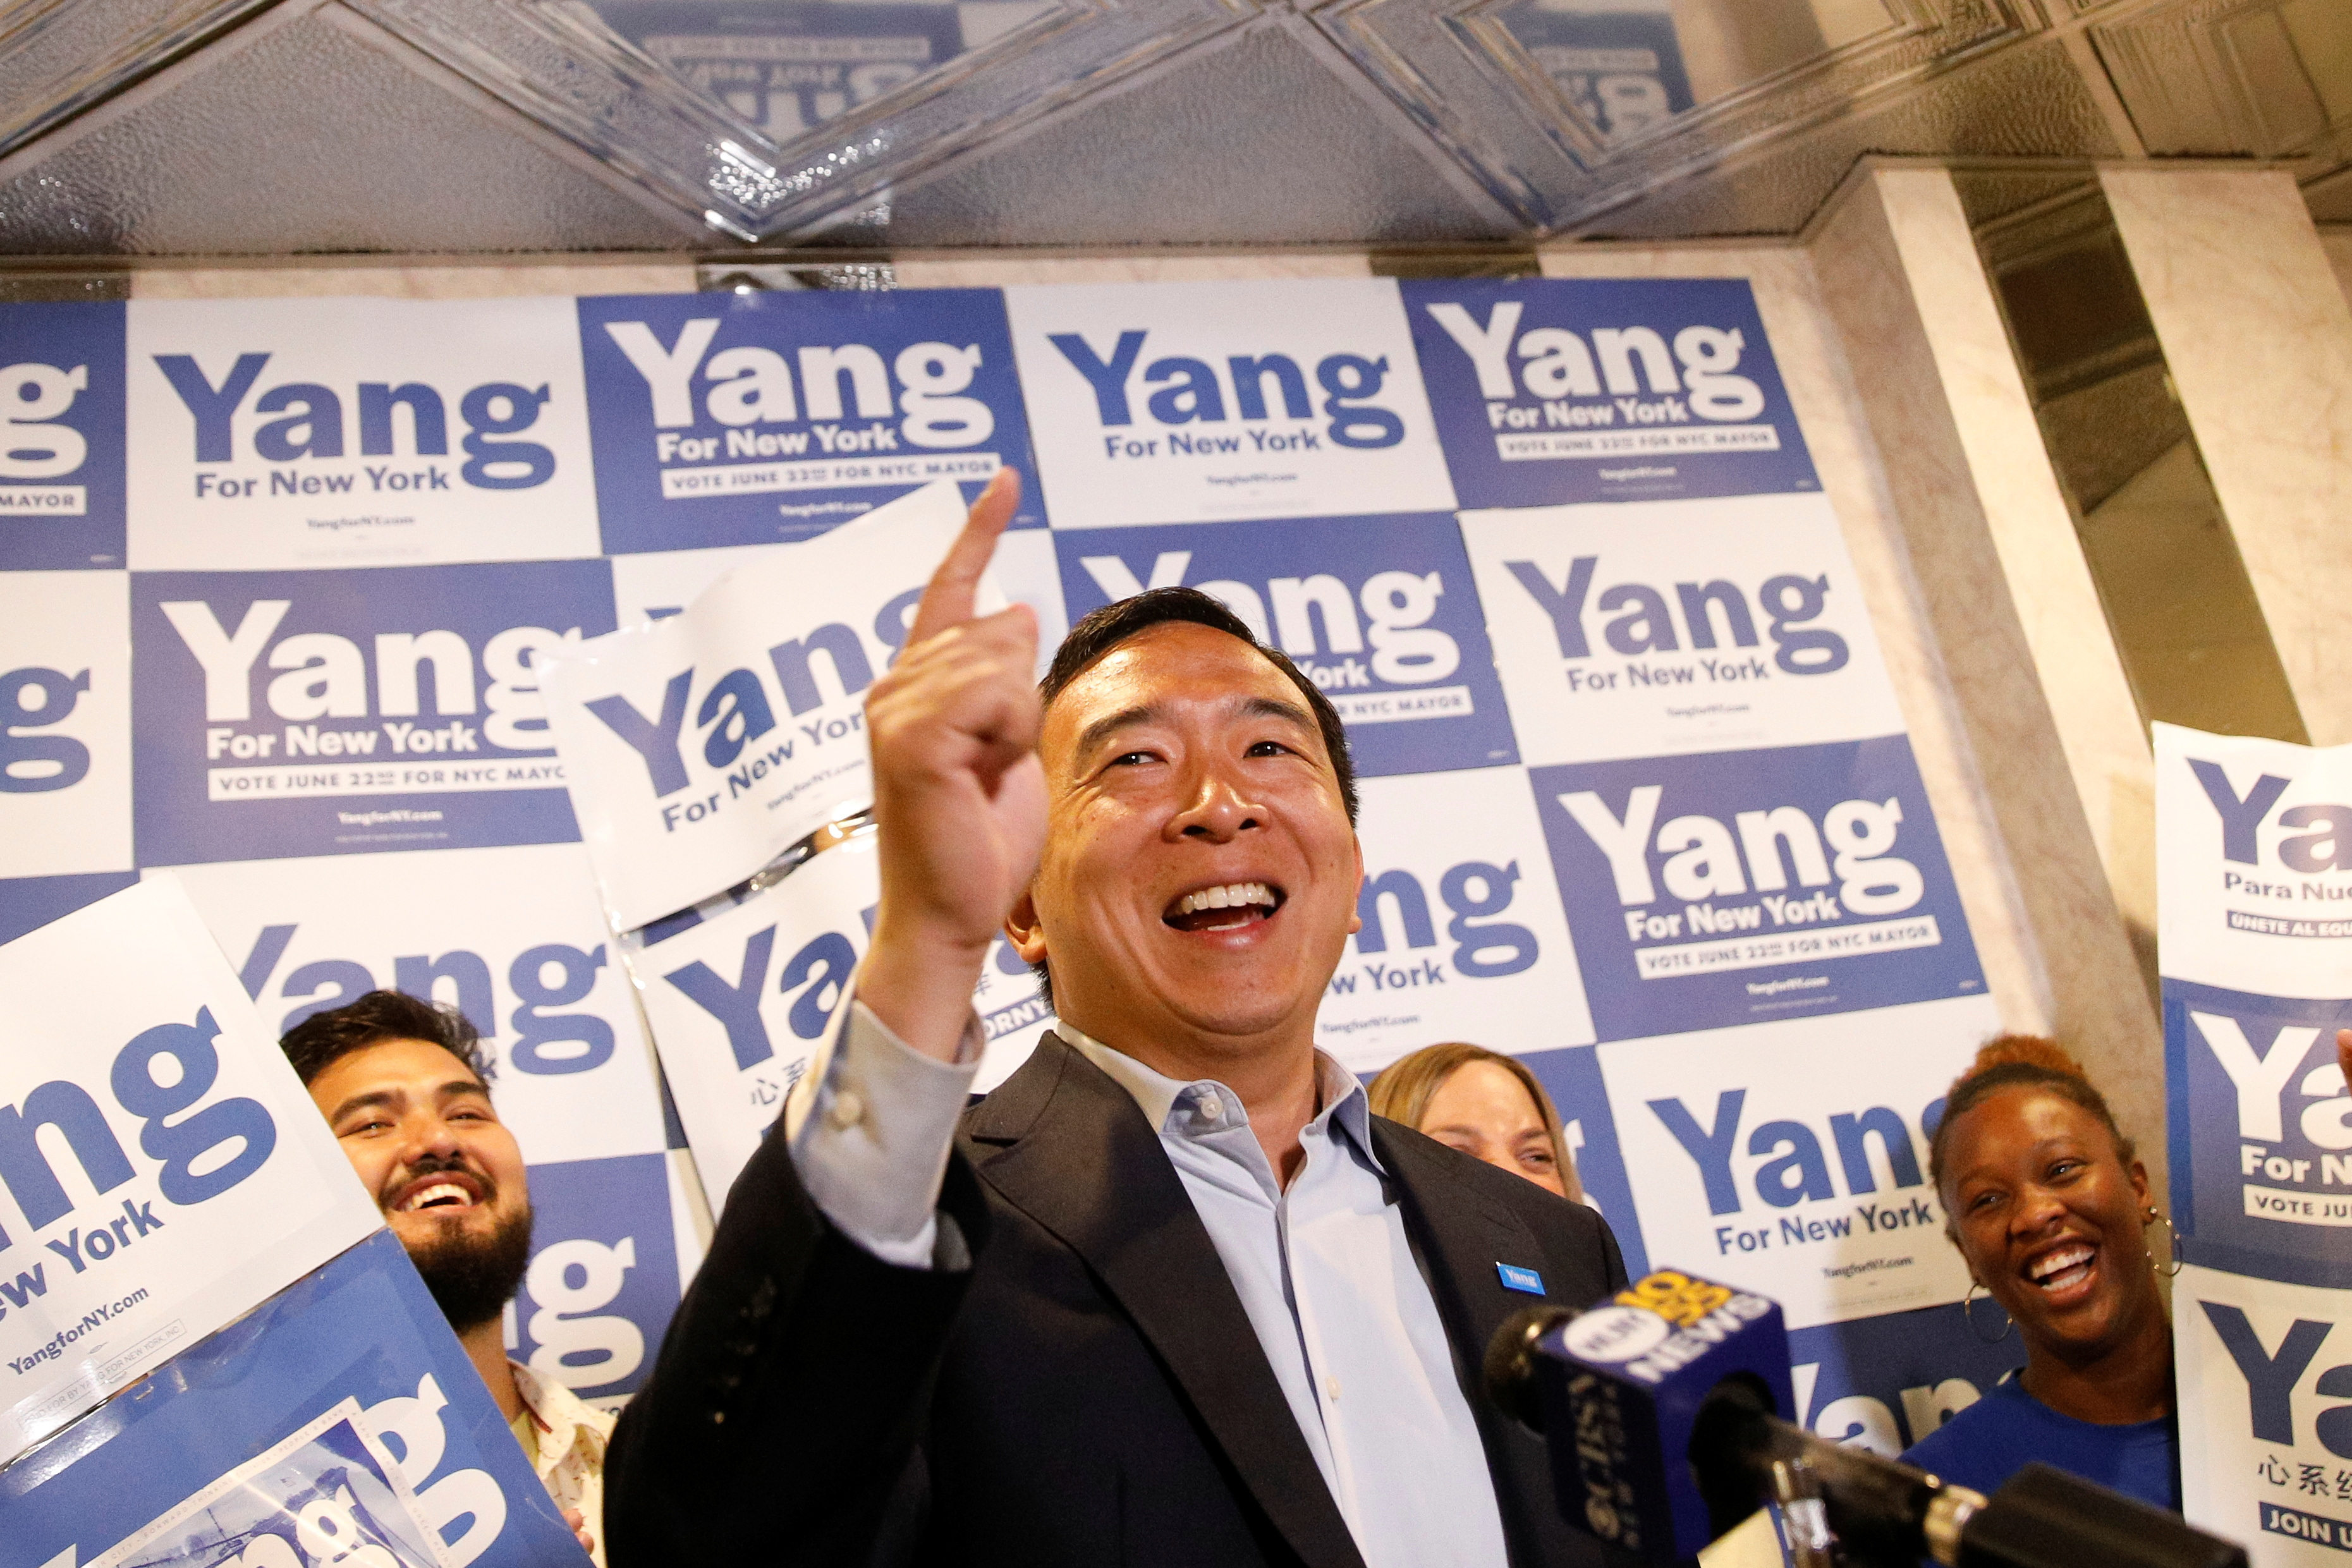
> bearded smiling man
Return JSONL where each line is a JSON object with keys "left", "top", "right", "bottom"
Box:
{"left": 607, "top": 474, "right": 1631, "bottom": 1568}
{"left": 280, "top": 991, "right": 610, "bottom": 1565}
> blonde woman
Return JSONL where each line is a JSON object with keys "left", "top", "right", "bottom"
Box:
{"left": 1368, "top": 1043, "right": 1583, "bottom": 1203}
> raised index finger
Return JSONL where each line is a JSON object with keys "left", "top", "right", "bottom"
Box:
{"left": 906, "top": 469, "right": 1022, "bottom": 647}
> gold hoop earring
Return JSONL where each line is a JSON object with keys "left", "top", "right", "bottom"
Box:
{"left": 1963, "top": 1280, "right": 2013, "bottom": 1344}
{"left": 2145, "top": 1205, "right": 2184, "bottom": 1277}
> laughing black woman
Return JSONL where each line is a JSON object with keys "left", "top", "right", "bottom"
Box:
{"left": 1899, "top": 1034, "right": 2179, "bottom": 1511}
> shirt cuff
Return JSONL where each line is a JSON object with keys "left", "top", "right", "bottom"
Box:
{"left": 786, "top": 995, "right": 984, "bottom": 1270}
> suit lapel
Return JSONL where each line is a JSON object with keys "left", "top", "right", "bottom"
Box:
{"left": 965, "top": 1035, "right": 1366, "bottom": 1568}
{"left": 1369, "top": 1118, "right": 1554, "bottom": 1358}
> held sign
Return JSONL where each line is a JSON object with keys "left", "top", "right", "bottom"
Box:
{"left": 0, "top": 876, "right": 380, "bottom": 1463}
{"left": 540, "top": 480, "right": 987, "bottom": 930}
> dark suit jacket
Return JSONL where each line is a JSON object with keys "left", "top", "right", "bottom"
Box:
{"left": 607, "top": 1032, "right": 1633, "bottom": 1568}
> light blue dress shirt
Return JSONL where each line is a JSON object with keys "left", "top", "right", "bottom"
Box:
{"left": 787, "top": 1004, "right": 1511, "bottom": 1568}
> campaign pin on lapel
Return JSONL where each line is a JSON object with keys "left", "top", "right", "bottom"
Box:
{"left": 1496, "top": 1263, "right": 1545, "bottom": 1296}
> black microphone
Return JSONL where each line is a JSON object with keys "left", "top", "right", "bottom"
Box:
{"left": 1485, "top": 1268, "right": 2247, "bottom": 1568}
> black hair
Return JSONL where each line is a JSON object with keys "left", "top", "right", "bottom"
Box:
{"left": 279, "top": 990, "right": 492, "bottom": 1089}
{"left": 1929, "top": 1033, "right": 2136, "bottom": 1232}
{"left": 1027, "top": 586, "right": 1358, "bottom": 1013}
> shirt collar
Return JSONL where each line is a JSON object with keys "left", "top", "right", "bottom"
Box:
{"left": 508, "top": 1359, "right": 614, "bottom": 1473}
{"left": 1056, "top": 1023, "right": 1381, "bottom": 1171}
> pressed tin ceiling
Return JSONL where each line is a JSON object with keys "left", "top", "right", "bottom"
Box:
{"left": 0, "top": 0, "right": 2345, "bottom": 256}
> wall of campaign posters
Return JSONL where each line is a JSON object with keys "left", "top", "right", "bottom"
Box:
{"left": 2158, "top": 725, "right": 2352, "bottom": 1564}
{"left": 1, "top": 274, "right": 2031, "bottom": 1514}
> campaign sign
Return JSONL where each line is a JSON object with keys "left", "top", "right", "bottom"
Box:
{"left": 161, "top": 844, "right": 667, "bottom": 1162}
{"left": 1005, "top": 278, "right": 1455, "bottom": 527}
{"left": 628, "top": 838, "right": 875, "bottom": 1207}
{"left": 1503, "top": 1, "right": 1693, "bottom": 146}
{"left": 1052, "top": 513, "right": 1516, "bottom": 779}
{"left": 1597, "top": 995, "right": 1996, "bottom": 1328}
{"left": 1459, "top": 493, "right": 1901, "bottom": 767}
{"left": 1321, "top": 768, "right": 1590, "bottom": 1073}
{"left": 130, "top": 559, "right": 615, "bottom": 867}
{"left": 0, "top": 1229, "right": 586, "bottom": 1568}
{"left": 628, "top": 830, "right": 1055, "bottom": 1206}
{"left": 0, "top": 877, "right": 381, "bottom": 1462}
{"left": 2164, "top": 980, "right": 2352, "bottom": 1290}
{"left": 540, "top": 481, "right": 979, "bottom": 930}
{"left": 1531, "top": 737, "right": 1985, "bottom": 1042}
{"left": 1403, "top": 277, "right": 1816, "bottom": 508}
{"left": 2156, "top": 724, "right": 2352, "bottom": 1001}
{"left": 1518, "top": 1043, "right": 1644, "bottom": 1274}
{"left": 584, "top": 1, "right": 966, "bottom": 141}
{"left": 506, "top": 1153, "right": 679, "bottom": 1409}
{"left": 123, "top": 297, "right": 601, "bottom": 572}
{"left": 1, "top": 302, "right": 126, "bottom": 570}
{"left": 1, "top": 571, "right": 132, "bottom": 878}
{"left": 0, "top": 872, "right": 137, "bottom": 947}
{"left": 577, "top": 288, "right": 1040, "bottom": 554}
{"left": 2174, "top": 1263, "right": 2352, "bottom": 1563}
{"left": 160, "top": 844, "right": 685, "bottom": 1401}
{"left": 1782, "top": 1301, "right": 2022, "bottom": 1458}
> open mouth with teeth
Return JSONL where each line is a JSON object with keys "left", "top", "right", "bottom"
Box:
{"left": 392, "top": 1174, "right": 484, "bottom": 1215}
{"left": 2023, "top": 1241, "right": 2097, "bottom": 1296}
{"left": 1162, "top": 881, "right": 1284, "bottom": 934}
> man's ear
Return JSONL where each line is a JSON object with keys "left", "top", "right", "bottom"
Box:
{"left": 1346, "top": 833, "right": 1364, "bottom": 935}
{"left": 1006, "top": 886, "right": 1049, "bottom": 964}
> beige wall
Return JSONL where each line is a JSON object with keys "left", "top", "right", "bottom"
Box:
{"left": 2325, "top": 226, "right": 2352, "bottom": 312}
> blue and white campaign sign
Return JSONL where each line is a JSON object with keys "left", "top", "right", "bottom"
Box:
{"left": 1404, "top": 277, "right": 1816, "bottom": 508}
{"left": 2156, "top": 726, "right": 2352, "bottom": 1291}
{"left": 1502, "top": 1, "right": 1693, "bottom": 147}
{"left": 1531, "top": 737, "right": 1985, "bottom": 1042}
{"left": 158, "top": 843, "right": 687, "bottom": 1402}
{"left": 1, "top": 571, "right": 131, "bottom": 878}
{"left": 583, "top": 1, "right": 967, "bottom": 140}
{"left": 130, "top": 559, "right": 615, "bottom": 866}
{"left": 577, "top": 289, "right": 1040, "bottom": 554}
{"left": 507, "top": 1152, "right": 679, "bottom": 1409}
{"left": 2174, "top": 1263, "right": 2352, "bottom": 1565}
{"left": 630, "top": 832, "right": 1051, "bottom": 1207}
{"left": 2164, "top": 979, "right": 2352, "bottom": 1289}
{"left": 1598, "top": 995, "right": 1996, "bottom": 1328}
{"left": 158, "top": 844, "right": 668, "bottom": 1159}
{"left": 1460, "top": 494, "right": 1901, "bottom": 767}
{"left": 609, "top": 542, "right": 784, "bottom": 629}
{"left": 628, "top": 837, "right": 875, "bottom": 1206}
{"left": 0, "top": 1229, "right": 587, "bottom": 1568}
{"left": 123, "top": 297, "right": 602, "bottom": 571}
{"left": 0, "top": 872, "right": 137, "bottom": 947}
{"left": 0, "top": 877, "right": 381, "bottom": 1462}
{"left": 1520, "top": 1045, "right": 1645, "bottom": 1271}
{"left": 1, "top": 303, "right": 126, "bottom": 571}
{"left": 540, "top": 481, "right": 977, "bottom": 930}
{"left": 1782, "top": 1301, "right": 2021, "bottom": 1457}
{"left": 1052, "top": 512, "right": 1517, "bottom": 779}
{"left": 2157, "top": 724, "right": 2352, "bottom": 1001}
{"left": 1005, "top": 278, "right": 1455, "bottom": 527}
{"left": 1321, "top": 768, "right": 1590, "bottom": 1073}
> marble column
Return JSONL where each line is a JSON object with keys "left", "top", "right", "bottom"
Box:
{"left": 1807, "top": 167, "right": 2162, "bottom": 1176}
{"left": 2104, "top": 168, "right": 2352, "bottom": 746}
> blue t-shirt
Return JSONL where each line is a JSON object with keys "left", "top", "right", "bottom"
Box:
{"left": 1899, "top": 1373, "right": 2180, "bottom": 1512}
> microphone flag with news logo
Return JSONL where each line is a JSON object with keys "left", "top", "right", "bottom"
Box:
{"left": 1529, "top": 1268, "right": 1794, "bottom": 1561}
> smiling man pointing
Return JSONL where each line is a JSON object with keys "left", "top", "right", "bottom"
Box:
{"left": 607, "top": 473, "right": 1630, "bottom": 1568}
